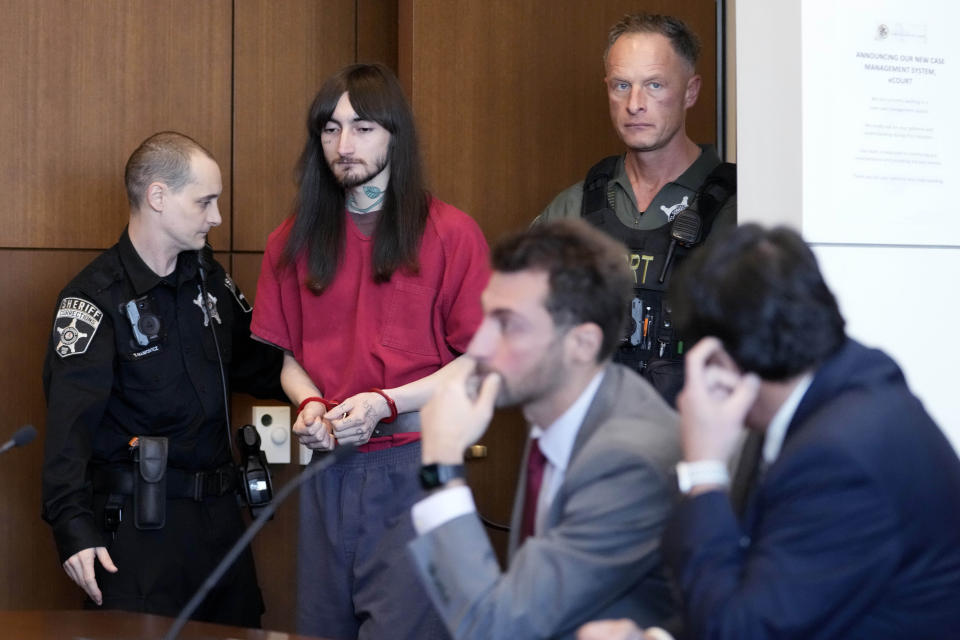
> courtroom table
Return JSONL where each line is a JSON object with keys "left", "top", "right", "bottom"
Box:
{"left": 0, "top": 609, "right": 330, "bottom": 639}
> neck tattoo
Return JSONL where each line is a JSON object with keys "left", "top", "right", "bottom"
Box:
{"left": 347, "top": 185, "right": 385, "bottom": 214}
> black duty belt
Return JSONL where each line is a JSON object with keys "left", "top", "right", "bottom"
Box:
{"left": 92, "top": 464, "right": 237, "bottom": 502}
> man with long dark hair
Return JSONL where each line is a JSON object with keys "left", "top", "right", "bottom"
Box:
{"left": 251, "top": 63, "right": 490, "bottom": 639}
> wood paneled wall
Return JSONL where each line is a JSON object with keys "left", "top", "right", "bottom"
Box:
{"left": 1, "top": 0, "right": 717, "bottom": 633}
{"left": 0, "top": 0, "right": 234, "bottom": 250}
{"left": 0, "top": 250, "right": 103, "bottom": 609}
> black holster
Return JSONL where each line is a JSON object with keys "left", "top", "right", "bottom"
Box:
{"left": 132, "top": 436, "right": 168, "bottom": 530}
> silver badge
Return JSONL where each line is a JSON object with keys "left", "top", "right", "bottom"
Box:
{"left": 660, "top": 196, "right": 690, "bottom": 222}
{"left": 193, "top": 288, "right": 222, "bottom": 326}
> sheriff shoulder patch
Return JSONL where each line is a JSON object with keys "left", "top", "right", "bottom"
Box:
{"left": 54, "top": 297, "right": 103, "bottom": 358}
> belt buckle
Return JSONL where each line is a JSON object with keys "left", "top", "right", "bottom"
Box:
{"left": 214, "top": 468, "right": 226, "bottom": 495}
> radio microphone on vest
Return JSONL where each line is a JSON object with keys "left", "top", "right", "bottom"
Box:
{"left": 1, "top": 424, "right": 37, "bottom": 455}
{"left": 659, "top": 207, "right": 703, "bottom": 283}
{"left": 196, "top": 246, "right": 210, "bottom": 283}
{"left": 162, "top": 443, "right": 358, "bottom": 640}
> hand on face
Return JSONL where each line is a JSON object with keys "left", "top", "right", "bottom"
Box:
{"left": 420, "top": 356, "right": 501, "bottom": 464}
{"left": 677, "top": 337, "right": 760, "bottom": 462}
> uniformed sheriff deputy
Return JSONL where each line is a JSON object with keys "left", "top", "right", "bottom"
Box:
{"left": 41, "top": 131, "right": 284, "bottom": 627}
{"left": 536, "top": 13, "right": 736, "bottom": 405}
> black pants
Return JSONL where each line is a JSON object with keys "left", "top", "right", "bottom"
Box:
{"left": 90, "top": 491, "right": 263, "bottom": 628}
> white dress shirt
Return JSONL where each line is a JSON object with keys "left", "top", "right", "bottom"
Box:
{"left": 762, "top": 373, "right": 814, "bottom": 467}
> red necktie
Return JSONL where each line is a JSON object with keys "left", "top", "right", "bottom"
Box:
{"left": 520, "top": 438, "right": 547, "bottom": 543}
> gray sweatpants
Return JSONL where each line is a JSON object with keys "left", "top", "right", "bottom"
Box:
{"left": 296, "top": 440, "right": 450, "bottom": 640}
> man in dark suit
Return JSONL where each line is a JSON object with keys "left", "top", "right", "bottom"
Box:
{"left": 408, "top": 219, "right": 681, "bottom": 639}
{"left": 579, "top": 224, "right": 960, "bottom": 640}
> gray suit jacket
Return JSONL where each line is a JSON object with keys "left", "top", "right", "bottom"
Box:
{"left": 408, "top": 363, "right": 681, "bottom": 639}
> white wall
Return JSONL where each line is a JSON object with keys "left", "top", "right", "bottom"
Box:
{"left": 736, "top": 0, "right": 960, "bottom": 449}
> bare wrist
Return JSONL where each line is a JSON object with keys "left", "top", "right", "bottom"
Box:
{"left": 421, "top": 443, "right": 467, "bottom": 465}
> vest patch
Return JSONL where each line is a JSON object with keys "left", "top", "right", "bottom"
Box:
{"left": 627, "top": 252, "right": 656, "bottom": 286}
{"left": 55, "top": 297, "right": 103, "bottom": 358}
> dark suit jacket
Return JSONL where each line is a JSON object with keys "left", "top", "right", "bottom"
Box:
{"left": 409, "top": 363, "right": 682, "bottom": 639}
{"left": 663, "top": 339, "right": 960, "bottom": 639}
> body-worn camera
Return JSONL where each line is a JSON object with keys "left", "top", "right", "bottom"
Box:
{"left": 122, "top": 296, "right": 162, "bottom": 347}
{"left": 237, "top": 424, "right": 273, "bottom": 518}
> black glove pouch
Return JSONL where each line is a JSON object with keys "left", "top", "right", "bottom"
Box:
{"left": 133, "top": 436, "right": 168, "bottom": 530}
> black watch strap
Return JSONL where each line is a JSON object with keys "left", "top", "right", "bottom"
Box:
{"left": 419, "top": 463, "right": 466, "bottom": 490}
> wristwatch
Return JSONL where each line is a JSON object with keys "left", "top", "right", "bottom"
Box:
{"left": 419, "top": 463, "right": 466, "bottom": 490}
{"left": 676, "top": 460, "right": 730, "bottom": 494}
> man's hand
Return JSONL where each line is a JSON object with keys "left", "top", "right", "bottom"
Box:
{"left": 331, "top": 392, "right": 390, "bottom": 446}
{"left": 677, "top": 337, "right": 760, "bottom": 462}
{"left": 292, "top": 400, "right": 335, "bottom": 450}
{"left": 577, "top": 619, "right": 647, "bottom": 640}
{"left": 420, "top": 356, "right": 501, "bottom": 464}
{"left": 62, "top": 546, "right": 117, "bottom": 605}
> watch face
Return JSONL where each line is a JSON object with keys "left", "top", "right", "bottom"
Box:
{"left": 419, "top": 463, "right": 465, "bottom": 489}
{"left": 420, "top": 465, "right": 441, "bottom": 489}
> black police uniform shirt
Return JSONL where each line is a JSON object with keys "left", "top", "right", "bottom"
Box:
{"left": 41, "top": 228, "right": 283, "bottom": 563}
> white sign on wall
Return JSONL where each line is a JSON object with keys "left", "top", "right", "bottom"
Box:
{"left": 802, "top": 0, "right": 960, "bottom": 246}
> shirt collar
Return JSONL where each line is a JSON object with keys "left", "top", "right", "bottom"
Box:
{"left": 531, "top": 370, "right": 605, "bottom": 473}
{"left": 611, "top": 144, "right": 721, "bottom": 195}
{"left": 118, "top": 227, "right": 200, "bottom": 295}
{"left": 762, "top": 372, "right": 814, "bottom": 465}
{"left": 674, "top": 144, "right": 721, "bottom": 191}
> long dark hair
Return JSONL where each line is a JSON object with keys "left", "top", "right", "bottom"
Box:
{"left": 282, "top": 63, "right": 429, "bottom": 292}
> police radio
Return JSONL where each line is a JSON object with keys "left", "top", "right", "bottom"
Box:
{"left": 658, "top": 162, "right": 737, "bottom": 284}
{"left": 659, "top": 207, "right": 703, "bottom": 284}
{"left": 237, "top": 424, "right": 273, "bottom": 518}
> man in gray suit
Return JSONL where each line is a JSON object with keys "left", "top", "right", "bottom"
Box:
{"left": 408, "top": 219, "right": 681, "bottom": 639}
